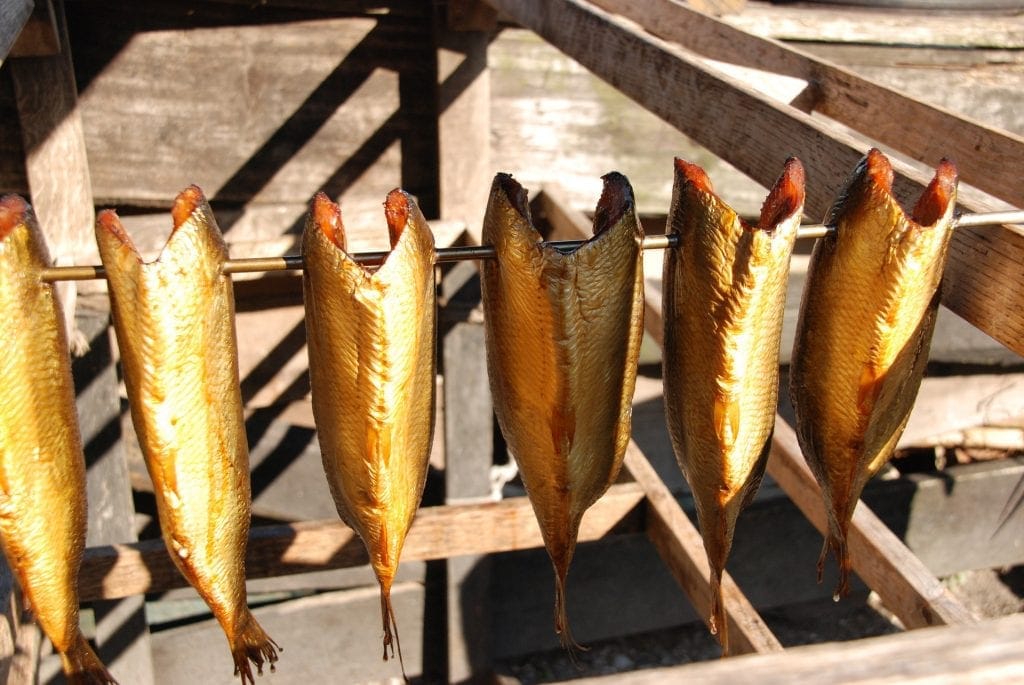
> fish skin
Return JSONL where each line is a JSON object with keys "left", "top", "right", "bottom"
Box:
{"left": 663, "top": 158, "right": 804, "bottom": 655}
{"left": 302, "top": 190, "right": 436, "bottom": 671}
{"left": 790, "top": 149, "right": 958, "bottom": 598}
{"left": 481, "top": 173, "right": 644, "bottom": 648}
{"left": 95, "top": 187, "right": 278, "bottom": 684}
{"left": 0, "top": 196, "right": 117, "bottom": 685}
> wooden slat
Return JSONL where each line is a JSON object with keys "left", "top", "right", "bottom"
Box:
{"left": 767, "top": 420, "right": 975, "bottom": 628}
{"left": 624, "top": 444, "right": 782, "bottom": 655}
{"left": 0, "top": 0, "right": 34, "bottom": 64}
{"left": 566, "top": 612, "right": 1024, "bottom": 685}
{"left": 8, "top": 0, "right": 57, "bottom": 58}
{"left": 590, "top": 0, "right": 1024, "bottom": 209}
{"left": 486, "top": 0, "right": 1024, "bottom": 357}
{"left": 78, "top": 483, "right": 644, "bottom": 602}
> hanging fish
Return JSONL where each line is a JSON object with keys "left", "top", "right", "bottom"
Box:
{"left": 96, "top": 187, "right": 279, "bottom": 684}
{"left": 790, "top": 149, "right": 958, "bottom": 598}
{"left": 302, "top": 190, "right": 436, "bottom": 673}
{"left": 663, "top": 158, "right": 804, "bottom": 654}
{"left": 481, "top": 172, "right": 644, "bottom": 648}
{"left": 0, "top": 195, "right": 117, "bottom": 684}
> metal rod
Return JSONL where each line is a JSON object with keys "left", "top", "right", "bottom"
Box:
{"left": 37, "top": 209, "right": 1024, "bottom": 282}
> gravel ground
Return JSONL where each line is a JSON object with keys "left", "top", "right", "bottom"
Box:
{"left": 495, "top": 566, "right": 1024, "bottom": 683}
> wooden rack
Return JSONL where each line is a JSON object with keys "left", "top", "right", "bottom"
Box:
{"left": 2, "top": 0, "right": 1023, "bottom": 682}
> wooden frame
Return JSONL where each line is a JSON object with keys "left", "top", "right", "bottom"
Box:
{"left": 2, "top": 0, "right": 1020, "bottom": 681}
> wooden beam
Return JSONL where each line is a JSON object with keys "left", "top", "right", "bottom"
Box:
{"left": 486, "top": 0, "right": 1024, "bottom": 358}
{"left": 565, "top": 612, "right": 1024, "bottom": 685}
{"left": 767, "top": 419, "right": 975, "bottom": 628}
{"left": 0, "top": 0, "right": 34, "bottom": 64}
{"left": 589, "top": 0, "right": 1024, "bottom": 209}
{"left": 624, "top": 444, "right": 782, "bottom": 655}
{"left": 78, "top": 483, "right": 644, "bottom": 602}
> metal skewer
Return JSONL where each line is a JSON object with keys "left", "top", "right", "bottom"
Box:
{"left": 38, "top": 209, "right": 1024, "bottom": 282}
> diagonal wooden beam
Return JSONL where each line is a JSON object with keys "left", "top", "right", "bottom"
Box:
{"left": 588, "top": 0, "right": 1024, "bottom": 210}
{"left": 488, "top": 0, "right": 1024, "bottom": 358}
{"left": 624, "top": 442, "right": 783, "bottom": 655}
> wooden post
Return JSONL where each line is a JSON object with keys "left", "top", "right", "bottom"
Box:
{"left": 436, "top": 2, "right": 494, "bottom": 238}
{"left": 441, "top": 259, "right": 496, "bottom": 683}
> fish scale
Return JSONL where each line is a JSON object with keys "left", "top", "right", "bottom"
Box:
{"left": 482, "top": 171, "right": 644, "bottom": 648}
{"left": 0, "top": 195, "right": 117, "bottom": 684}
{"left": 663, "top": 157, "right": 804, "bottom": 655}
{"left": 96, "top": 186, "right": 278, "bottom": 684}
{"left": 791, "top": 148, "right": 958, "bottom": 600}
{"left": 302, "top": 189, "right": 435, "bottom": 675}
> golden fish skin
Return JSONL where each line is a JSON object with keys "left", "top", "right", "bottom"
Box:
{"left": 95, "top": 187, "right": 278, "bottom": 684}
{"left": 302, "top": 191, "right": 436, "bottom": 670}
{"left": 481, "top": 173, "right": 644, "bottom": 648}
{"left": 790, "top": 149, "right": 958, "bottom": 598}
{"left": 0, "top": 196, "right": 117, "bottom": 684}
{"left": 663, "top": 158, "right": 804, "bottom": 655}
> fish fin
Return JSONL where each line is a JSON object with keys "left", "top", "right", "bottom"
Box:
{"left": 816, "top": 531, "right": 852, "bottom": 601}
{"left": 229, "top": 612, "right": 280, "bottom": 685}
{"left": 553, "top": 570, "right": 587, "bottom": 666}
{"left": 857, "top": 363, "right": 884, "bottom": 416}
{"left": 379, "top": 581, "right": 407, "bottom": 680}
{"left": 709, "top": 570, "right": 731, "bottom": 657}
{"left": 61, "top": 636, "right": 118, "bottom": 684}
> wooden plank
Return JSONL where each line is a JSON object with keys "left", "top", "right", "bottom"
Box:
{"left": 590, "top": 0, "right": 1024, "bottom": 209}
{"left": 441, "top": 260, "right": 495, "bottom": 682}
{"left": 565, "top": 612, "right": 1024, "bottom": 684}
{"left": 767, "top": 419, "right": 975, "bottom": 628}
{"left": 437, "top": 12, "right": 493, "bottom": 235}
{"left": 486, "top": 0, "right": 1024, "bottom": 359}
{"left": 9, "top": 0, "right": 97, "bottom": 354}
{"left": 0, "top": 0, "right": 34, "bottom": 64}
{"left": 624, "top": 444, "right": 782, "bottom": 656}
{"left": 78, "top": 483, "right": 644, "bottom": 602}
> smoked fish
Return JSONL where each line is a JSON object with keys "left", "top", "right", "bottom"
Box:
{"left": 481, "top": 173, "right": 644, "bottom": 647}
{"left": 302, "top": 191, "right": 435, "bottom": 671}
{"left": 790, "top": 149, "right": 958, "bottom": 598}
{"left": 663, "top": 158, "right": 804, "bottom": 655}
{"left": 0, "top": 196, "right": 116, "bottom": 684}
{"left": 96, "top": 187, "right": 279, "bottom": 684}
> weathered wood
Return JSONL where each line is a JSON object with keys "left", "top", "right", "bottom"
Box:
{"left": 0, "top": 0, "right": 35, "bottom": 63}
{"left": 565, "top": 612, "right": 1024, "bottom": 684}
{"left": 78, "top": 483, "right": 644, "bottom": 602}
{"left": 58, "top": 8, "right": 434, "bottom": 208}
{"left": 441, "top": 260, "right": 495, "bottom": 683}
{"left": 767, "top": 419, "right": 975, "bottom": 629}
{"left": 437, "top": 11, "right": 493, "bottom": 235}
{"left": 448, "top": 0, "right": 498, "bottom": 31}
{"left": 0, "top": 560, "right": 40, "bottom": 685}
{"left": 590, "top": 0, "right": 1024, "bottom": 209}
{"left": 486, "top": 0, "right": 1024, "bottom": 358}
{"left": 624, "top": 444, "right": 783, "bottom": 656}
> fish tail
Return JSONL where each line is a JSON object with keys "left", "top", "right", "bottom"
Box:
{"left": 552, "top": 561, "right": 588, "bottom": 664}
{"left": 816, "top": 530, "right": 852, "bottom": 601}
{"left": 379, "top": 581, "right": 407, "bottom": 680}
{"left": 228, "top": 611, "right": 280, "bottom": 685}
{"left": 61, "top": 636, "right": 118, "bottom": 684}
{"left": 709, "top": 570, "right": 730, "bottom": 657}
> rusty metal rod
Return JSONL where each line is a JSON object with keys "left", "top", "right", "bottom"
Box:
{"left": 38, "top": 209, "right": 1024, "bottom": 282}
